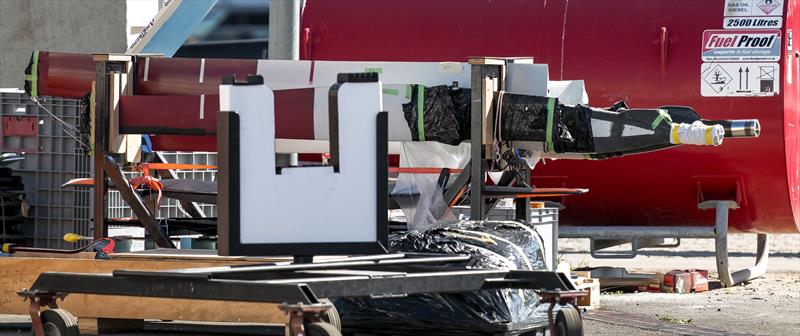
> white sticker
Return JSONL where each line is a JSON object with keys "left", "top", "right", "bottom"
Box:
{"left": 702, "top": 29, "right": 781, "bottom": 62}
{"left": 787, "top": 29, "right": 793, "bottom": 84}
{"left": 724, "top": 0, "right": 784, "bottom": 17}
{"left": 701, "top": 62, "right": 780, "bottom": 97}
{"left": 723, "top": 16, "right": 783, "bottom": 29}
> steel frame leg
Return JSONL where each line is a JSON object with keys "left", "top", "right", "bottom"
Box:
{"left": 700, "top": 200, "right": 769, "bottom": 287}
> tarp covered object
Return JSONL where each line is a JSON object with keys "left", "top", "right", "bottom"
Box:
{"left": 402, "top": 85, "right": 594, "bottom": 152}
{"left": 335, "top": 221, "right": 550, "bottom": 335}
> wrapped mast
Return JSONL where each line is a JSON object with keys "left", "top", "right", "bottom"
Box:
{"left": 402, "top": 85, "right": 759, "bottom": 160}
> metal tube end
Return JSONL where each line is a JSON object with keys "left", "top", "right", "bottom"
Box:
{"left": 728, "top": 119, "right": 761, "bottom": 138}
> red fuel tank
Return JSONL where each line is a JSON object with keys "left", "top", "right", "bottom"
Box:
{"left": 301, "top": 0, "right": 799, "bottom": 233}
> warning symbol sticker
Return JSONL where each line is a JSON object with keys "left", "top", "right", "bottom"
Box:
{"left": 724, "top": 0, "right": 784, "bottom": 16}
{"left": 701, "top": 62, "right": 780, "bottom": 97}
{"left": 703, "top": 65, "right": 733, "bottom": 93}
{"left": 757, "top": 0, "right": 781, "bottom": 15}
{"left": 758, "top": 65, "right": 775, "bottom": 80}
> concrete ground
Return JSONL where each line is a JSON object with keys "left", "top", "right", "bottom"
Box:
{"left": 0, "top": 234, "right": 796, "bottom": 335}
{"left": 562, "top": 233, "right": 800, "bottom": 336}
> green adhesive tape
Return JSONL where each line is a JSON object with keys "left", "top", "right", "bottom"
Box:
{"left": 417, "top": 85, "right": 425, "bottom": 141}
{"left": 382, "top": 88, "right": 399, "bottom": 96}
{"left": 651, "top": 109, "right": 672, "bottom": 129}
{"left": 30, "top": 50, "right": 39, "bottom": 98}
{"left": 545, "top": 98, "right": 556, "bottom": 152}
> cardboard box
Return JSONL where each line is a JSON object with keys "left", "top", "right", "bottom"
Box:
{"left": 571, "top": 276, "right": 600, "bottom": 309}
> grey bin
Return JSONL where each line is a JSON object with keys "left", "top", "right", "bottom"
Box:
{"left": 1, "top": 92, "right": 91, "bottom": 249}
{"left": 1, "top": 92, "right": 220, "bottom": 249}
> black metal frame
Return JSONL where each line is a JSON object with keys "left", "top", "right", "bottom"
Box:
{"left": 23, "top": 253, "right": 576, "bottom": 305}
{"left": 218, "top": 73, "right": 388, "bottom": 256}
{"left": 468, "top": 58, "right": 533, "bottom": 223}
{"left": 21, "top": 253, "right": 578, "bottom": 334}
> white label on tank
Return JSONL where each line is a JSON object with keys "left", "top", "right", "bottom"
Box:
{"left": 724, "top": 0, "right": 784, "bottom": 17}
{"left": 701, "top": 62, "right": 780, "bottom": 97}
{"left": 723, "top": 16, "right": 783, "bottom": 29}
{"left": 702, "top": 29, "right": 781, "bottom": 62}
{"left": 788, "top": 30, "right": 793, "bottom": 84}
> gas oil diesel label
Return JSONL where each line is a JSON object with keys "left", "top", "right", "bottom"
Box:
{"left": 723, "top": 16, "right": 783, "bottom": 29}
{"left": 701, "top": 62, "right": 779, "bottom": 97}
{"left": 702, "top": 29, "right": 781, "bottom": 62}
{"left": 724, "top": 0, "right": 784, "bottom": 17}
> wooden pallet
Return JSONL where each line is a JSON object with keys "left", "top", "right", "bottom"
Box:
{"left": 571, "top": 275, "right": 600, "bottom": 310}
{"left": 0, "top": 251, "right": 293, "bottom": 332}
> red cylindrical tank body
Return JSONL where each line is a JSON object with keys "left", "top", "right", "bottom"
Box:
{"left": 301, "top": 0, "right": 799, "bottom": 233}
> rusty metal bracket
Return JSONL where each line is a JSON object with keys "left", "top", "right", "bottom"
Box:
{"left": 279, "top": 302, "right": 331, "bottom": 336}
{"left": 18, "top": 290, "right": 68, "bottom": 336}
{"left": 538, "top": 289, "right": 586, "bottom": 335}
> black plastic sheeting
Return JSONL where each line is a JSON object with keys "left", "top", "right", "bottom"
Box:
{"left": 403, "top": 85, "right": 466, "bottom": 146}
{"left": 23, "top": 52, "right": 34, "bottom": 97}
{"left": 335, "top": 221, "right": 550, "bottom": 335}
{"left": 499, "top": 94, "right": 594, "bottom": 153}
{"left": 402, "top": 85, "right": 594, "bottom": 152}
{"left": 555, "top": 104, "right": 594, "bottom": 153}
{"left": 79, "top": 93, "right": 92, "bottom": 155}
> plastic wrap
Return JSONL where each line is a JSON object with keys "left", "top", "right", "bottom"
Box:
{"left": 402, "top": 86, "right": 597, "bottom": 153}
{"left": 392, "top": 142, "right": 468, "bottom": 231}
{"left": 335, "top": 221, "right": 549, "bottom": 335}
{"left": 500, "top": 94, "right": 595, "bottom": 153}
{"left": 558, "top": 104, "right": 595, "bottom": 152}
{"left": 449, "top": 86, "right": 472, "bottom": 141}
{"left": 451, "top": 221, "right": 547, "bottom": 271}
{"left": 403, "top": 85, "right": 465, "bottom": 145}
{"left": 79, "top": 93, "right": 92, "bottom": 155}
{"left": 392, "top": 179, "right": 455, "bottom": 233}
{"left": 499, "top": 94, "right": 569, "bottom": 144}
{"left": 670, "top": 121, "right": 725, "bottom": 146}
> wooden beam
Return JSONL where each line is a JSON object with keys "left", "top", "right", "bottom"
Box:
{"left": 0, "top": 256, "right": 286, "bottom": 324}
{"left": 92, "top": 54, "right": 134, "bottom": 62}
{"left": 103, "top": 156, "right": 175, "bottom": 248}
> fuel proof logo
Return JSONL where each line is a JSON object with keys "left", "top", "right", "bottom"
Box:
{"left": 702, "top": 29, "right": 781, "bottom": 62}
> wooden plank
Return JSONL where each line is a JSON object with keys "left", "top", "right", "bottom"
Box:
{"left": 92, "top": 54, "right": 133, "bottom": 62}
{"left": 78, "top": 318, "right": 99, "bottom": 335}
{"left": 0, "top": 256, "right": 286, "bottom": 323}
{"left": 107, "top": 61, "right": 141, "bottom": 161}
{"left": 11, "top": 251, "right": 98, "bottom": 259}
{"left": 467, "top": 57, "right": 506, "bottom": 65}
{"left": 481, "top": 77, "right": 495, "bottom": 146}
{"left": 572, "top": 276, "right": 600, "bottom": 310}
{"left": 108, "top": 71, "right": 125, "bottom": 154}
